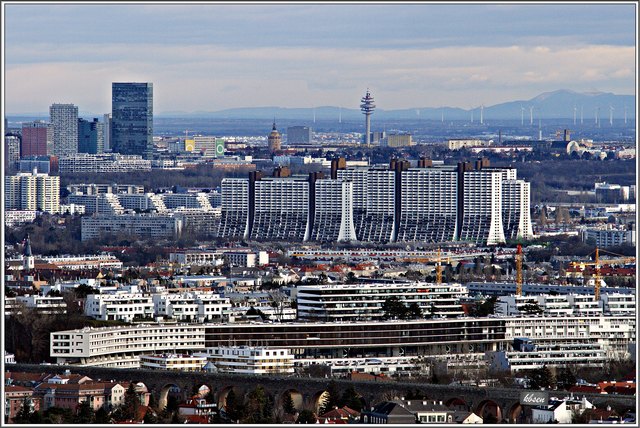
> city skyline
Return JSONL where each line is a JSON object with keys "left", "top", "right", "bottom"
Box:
{"left": 3, "top": 2, "right": 636, "bottom": 115}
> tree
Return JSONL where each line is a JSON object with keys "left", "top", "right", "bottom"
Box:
{"left": 318, "top": 381, "right": 341, "bottom": 415}
{"left": 13, "top": 398, "right": 35, "bottom": 424}
{"left": 94, "top": 406, "right": 111, "bottom": 424}
{"left": 296, "top": 409, "right": 317, "bottom": 424}
{"left": 74, "top": 399, "right": 94, "bottom": 424}
{"left": 529, "top": 366, "right": 556, "bottom": 390}
{"left": 405, "top": 302, "right": 423, "bottom": 320}
{"left": 381, "top": 296, "right": 408, "bottom": 320}
{"left": 519, "top": 303, "right": 544, "bottom": 315}
{"left": 115, "top": 383, "right": 140, "bottom": 422}
{"left": 244, "top": 385, "right": 273, "bottom": 423}
{"left": 339, "top": 386, "right": 363, "bottom": 412}
{"left": 556, "top": 367, "right": 577, "bottom": 390}
{"left": 282, "top": 391, "right": 297, "bottom": 415}
{"left": 223, "top": 389, "right": 245, "bottom": 423}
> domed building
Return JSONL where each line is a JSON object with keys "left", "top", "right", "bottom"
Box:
{"left": 268, "top": 121, "right": 281, "bottom": 153}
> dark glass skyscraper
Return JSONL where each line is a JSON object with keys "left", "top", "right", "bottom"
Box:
{"left": 111, "top": 82, "right": 153, "bottom": 159}
{"left": 78, "top": 118, "right": 104, "bottom": 154}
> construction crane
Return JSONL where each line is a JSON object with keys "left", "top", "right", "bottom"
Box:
{"left": 401, "top": 249, "right": 451, "bottom": 284}
{"left": 436, "top": 248, "right": 443, "bottom": 285}
{"left": 515, "top": 244, "right": 524, "bottom": 296}
{"left": 569, "top": 247, "right": 635, "bottom": 301}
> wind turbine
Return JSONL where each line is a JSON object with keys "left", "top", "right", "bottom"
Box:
{"left": 609, "top": 105, "right": 614, "bottom": 126}
{"left": 580, "top": 105, "right": 584, "bottom": 125}
{"left": 595, "top": 106, "right": 599, "bottom": 127}
{"left": 471, "top": 109, "right": 474, "bottom": 123}
{"left": 529, "top": 106, "right": 534, "bottom": 126}
{"left": 480, "top": 105, "right": 484, "bottom": 125}
{"left": 521, "top": 106, "right": 525, "bottom": 126}
{"left": 624, "top": 106, "right": 627, "bottom": 124}
{"left": 573, "top": 105, "right": 577, "bottom": 126}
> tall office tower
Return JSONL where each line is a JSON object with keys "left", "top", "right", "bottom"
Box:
{"left": 250, "top": 175, "right": 310, "bottom": 241}
{"left": 336, "top": 165, "right": 395, "bottom": 243}
{"left": 287, "top": 126, "right": 313, "bottom": 145}
{"left": 458, "top": 168, "right": 506, "bottom": 245}
{"left": 502, "top": 180, "right": 534, "bottom": 241}
{"left": 397, "top": 166, "right": 459, "bottom": 243}
{"left": 310, "top": 179, "right": 356, "bottom": 242}
{"left": 49, "top": 103, "right": 78, "bottom": 156}
{"left": 217, "top": 178, "right": 250, "bottom": 239}
{"left": 4, "top": 135, "right": 20, "bottom": 171}
{"left": 21, "top": 121, "right": 53, "bottom": 157}
{"left": 360, "top": 89, "right": 375, "bottom": 146}
{"left": 78, "top": 118, "right": 104, "bottom": 154}
{"left": 4, "top": 170, "right": 60, "bottom": 213}
{"left": 111, "top": 82, "right": 153, "bottom": 159}
{"left": 268, "top": 121, "right": 282, "bottom": 153}
{"left": 103, "top": 113, "right": 111, "bottom": 152}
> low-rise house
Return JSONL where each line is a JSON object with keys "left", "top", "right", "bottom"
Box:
{"left": 4, "top": 385, "right": 40, "bottom": 423}
{"left": 318, "top": 405, "right": 360, "bottom": 424}
{"left": 361, "top": 399, "right": 454, "bottom": 424}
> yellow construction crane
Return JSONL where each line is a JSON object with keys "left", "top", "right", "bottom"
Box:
{"left": 401, "top": 249, "right": 450, "bottom": 284}
{"left": 570, "top": 247, "right": 635, "bottom": 301}
{"left": 515, "top": 244, "right": 523, "bottom": 296}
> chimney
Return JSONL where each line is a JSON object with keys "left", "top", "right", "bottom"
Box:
{"left": 418, "top": 157, "right": 432, "bottom": 168}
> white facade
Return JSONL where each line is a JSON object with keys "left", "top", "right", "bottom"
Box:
{"left": 582, "top": 227, "right": 635, "bottom": 248}
{"left": 502, "top": 179, "right": 534, "bottom": 240}
{"left": 251, "top": 177, "right": 310, "bottom": 241}
{"left": 218, "top": 178, "right": 249, "bottom": 238}
{"left": 80, "top": 214, "right": 183, "bottom": 241}
{"left": 58, "top": 153, "right": 151, "bottom": 173}
{"left": 448, "top": 139, "right": 490, "bottom": 150}
{"left": 4, "top": 171, "right": 60, "bottom": 213}
{"left": 4, "top": 210, "right": 37, "bottom": 227}
{"left": 50, "top": 324, "right": 207, "bottom": 367}
{"left": 311, "top": 179, "right": 356, "bottom": 242}
{"left": 459, "top": 170, "right": 506, "bottom": 245}
{"left": 397, "top": 168, "right": 458, "bottom": 243}
{"left": 201, "top": 346, "right": 294, "bottom": 375}
{"left": 85, "top": 291, "right": 230, "bottom": 323}
{"left": 139, "top": 353, "right": 208, "bottom": 371}
{"left": 296, "top": 282, "right": 467, "bottom": 321}
{"left": 67, "top": 193, "right": 125, "bottom": 215}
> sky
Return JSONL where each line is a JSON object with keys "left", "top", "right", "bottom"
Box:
{"left": 3, "top": 2, "right": 637, "bottom": 115}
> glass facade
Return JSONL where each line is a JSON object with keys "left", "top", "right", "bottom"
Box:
{"left": 111, "top": 82, "right": 153, "bottom": 159}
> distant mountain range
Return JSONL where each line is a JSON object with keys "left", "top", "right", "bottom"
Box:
{"left": 155, "top": 90, "right": 634, "bottom": 121}
{"left": 9, "top": 90, "right": 635, "bottom": 122}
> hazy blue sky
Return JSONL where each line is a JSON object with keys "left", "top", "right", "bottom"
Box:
{"left": 3, "top": 2, "right": 637, "bottom": 114}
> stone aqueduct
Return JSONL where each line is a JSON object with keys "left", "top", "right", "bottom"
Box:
{"left": 12, "top": 364, "right": 635, "bottom": 423}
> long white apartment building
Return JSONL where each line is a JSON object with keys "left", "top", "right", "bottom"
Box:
{"left": 486, "top": 342, "right": 608, "bottom": 372}
{"left": 117, "top": 193, "right": 167, "bottom": 212}
{"left": 5, "top": 170, "right": 60, "bottom": 213}
{"left": 139, "top": 353, "right": 208, "bottom": 371}
{"left": 250, "top": 176, "right": 310, "bottom": 241}
{"left": 397, "top": 168, "right": 458, "bottom": 243}
{"left": 58, "top": 153, "right": 151, "bottom": 173}
{"left": 336, "top": 166, "right": 395, "bottom": 243}
{"left": 39, "top": 254, "right": 123, "bottom": 270}
{"left": 85, "top": 291, "right": 231, "bottom": 323}
{"left": 217, "top": 178, "right": 249, "bottom": 239}
{"left": 502, "top": 179, "right": 534, "bottom": 240}
{"left": 5, "top": 295, "right": 67, "bottom": 315}
{"left": 459, "top": 169, "right": 506, "bottom": 245}
{"left": 81, "top": 214, "right": 182, "bottom": 241}
{"left": 198, "top": 346, "right": 295, "bottom": 375}
{"left": 503, "top": 315, "right": 635, "bottom": 361}
{"left": 68, "top": 193, "right": 125, "bottom": 215}
{"left": 295, "top": 282, "right": 467, "bottom": 321}
{"left": 495, "top": 293, "right": 635, "bottom": 317}
{"left": 50, "top": 324, "right": 206, "bottom": 367}
{"left": 310, "top": 179, "right": 356, "bottom": 242}
{"left": 49, "top": 315, "right": 633, "bottom": 370}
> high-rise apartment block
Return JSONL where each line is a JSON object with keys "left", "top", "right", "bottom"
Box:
{"left": 21, "top": 120, "right": 53, "bottom": 157}
{"left": 78, "top": 118, "right": 104, "bottom": 154}
{"left": 49, "top": 103, "right": 78, "bottom": 156}
{"left": 103, "top": 113, "right": 111, "bottom": 152}
{"left": 250, "top": 175, "right": 310, "bottom": 241}
{"left": 287, "top": 126, "right": 313, "bottom": 145}
{"left": 218, "top": 178, "right": 250, "bottom": 239}
{"left": 5, "top": 170, "right": 60, "bottom": 213}
{"left": 215, "top": 157, "right": 532, "bottom": 246}
{"left": 4, "top": 135, "right": 21, "bottom": 171}
{"left": 310, "top": 179, "right": 356, "bottom": 242}
{"left": 111, "top": 82, "right": 153, "bottom": 159}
